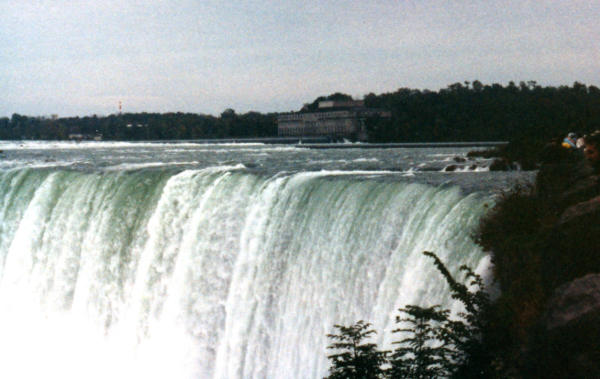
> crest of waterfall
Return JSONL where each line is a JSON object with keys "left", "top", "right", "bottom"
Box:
{"left": 0, "top": 166, "right": 490, "bottom": 379}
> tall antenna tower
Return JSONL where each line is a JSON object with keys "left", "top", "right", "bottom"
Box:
{"left": 118, "top": 100, "right": 122, "bottom": 115}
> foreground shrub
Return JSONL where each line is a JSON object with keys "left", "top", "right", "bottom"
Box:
{"left": 389, "top": 305, "right": 453, "bottom": 378}
{"left": 325, "top": 320, "right": 387, "bottom": 379}
{"left": 325, "top": 252, "right": 493, "bottom": 378}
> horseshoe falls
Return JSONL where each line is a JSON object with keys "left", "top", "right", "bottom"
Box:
{"left": 0, "top": 142, "right": 528, "bottom": 379}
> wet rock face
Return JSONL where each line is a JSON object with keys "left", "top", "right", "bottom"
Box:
{"left": 545, "top": 194, "right": 600, "bottom": 288}
{"left": 489, "top": 158, "right": 512, "bottom": 171}
{"left": 545, "top": 274, "right": 600, "bottom": 330}
{"left": 481, "top": 144, "right": 600, "bottom": 376}
{"left": 539, "top": 274, "right": 600, "bottom": 377}
{"left": 559, "top": 195, "right": 600, "bottom": 225}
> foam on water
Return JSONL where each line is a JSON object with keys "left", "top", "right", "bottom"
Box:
{"left": 0, "top": 141, "right": 268, "bottom": 150}
{"left": 0, "top": 164, "right": 492, "bottom": 378}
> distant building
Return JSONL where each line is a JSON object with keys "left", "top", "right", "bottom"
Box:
{"left": 68, "top": 133, "right": 103, "bottom": 141}
{"left": 68, "top": 133, "right": 84, "bottom": 141}
{"left": 277, "top": 100, "right": 390, "bottom": 141}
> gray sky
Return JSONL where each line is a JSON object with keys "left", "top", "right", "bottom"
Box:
{"left": 1, "top": 0, "right": 599, "bottom": 117}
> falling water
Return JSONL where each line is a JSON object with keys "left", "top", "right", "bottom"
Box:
{"left": 0, "top": 162, "right": 494, "bottom": 378}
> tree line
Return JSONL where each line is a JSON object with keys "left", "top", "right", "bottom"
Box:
{"left": 363, "top": 81, "right": 600, "bottom": 143}
{"left": 0, "top": 109, "right": 277, "bottom": 141}
{"left": 2, "top": 81, "right": 599, "bottom": 142}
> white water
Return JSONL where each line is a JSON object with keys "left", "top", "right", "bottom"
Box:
{"left": 0, "top": 165, "right": 491, "bottom": 378}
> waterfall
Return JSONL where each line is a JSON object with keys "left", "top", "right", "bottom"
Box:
{"left": 0, "top": 166, "right": 490, "bottom": 378}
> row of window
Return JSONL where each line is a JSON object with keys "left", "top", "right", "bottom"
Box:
{"left": 277, "top": 111, "right": 354, "bottom": 122}
{"left": 278, "top": 120, "right": 358, "bottom": 136}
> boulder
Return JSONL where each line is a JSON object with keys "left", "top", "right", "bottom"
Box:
{"left": 542, "top": 195, "right": 600, "bottom": 288}
{"left": 559, "top": 195, "right": 600, "bottom": 225}
{"left": 489, "top": 158, "right": 510, "bottom": 171}
{"left": 537, "top": 274, "right": 600, "bottom": 377}
{"left": 545, "top": 273, "right": 600, "bottom": 330}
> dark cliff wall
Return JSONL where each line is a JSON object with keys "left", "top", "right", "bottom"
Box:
{"left": 477, "top": 145, "right": 600, "bottom": 376}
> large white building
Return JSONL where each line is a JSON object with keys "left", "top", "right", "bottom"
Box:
{"left": 277, "top": 100, "right": 390, "bottom": 141}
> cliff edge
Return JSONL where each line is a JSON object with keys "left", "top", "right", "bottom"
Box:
{"left": 477, "top": 140, "right": 600, "bottom": 376}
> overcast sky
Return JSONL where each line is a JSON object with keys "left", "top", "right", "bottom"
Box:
{"left": 1, "top": 0, "right": 599, "bottom": 117}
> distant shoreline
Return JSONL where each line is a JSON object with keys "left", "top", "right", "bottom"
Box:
{"left": 294, "top": 141, "right": 507, "bottom": 149}
{"left": 0, "top": 138, "right": 508, "bottom": 148}
{"left": 153, "top": 138, "right": 507, "bottom": 148}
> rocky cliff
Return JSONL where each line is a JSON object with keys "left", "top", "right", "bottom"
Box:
{"left": 477, "top": 143, "right": 600, "bottom": 377}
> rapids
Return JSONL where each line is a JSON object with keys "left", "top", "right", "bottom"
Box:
{"left": 0, "top": 142, "right": 529, "bottom": 378}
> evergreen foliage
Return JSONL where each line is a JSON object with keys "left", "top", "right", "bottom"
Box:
{"left": 422, "top": 252, "right": 493, "bottom": 377}
{"left": 325, "top": 252, "right": 492, "bottom": 378}
{"left": 389, "top": 305, "right": 453, "bottom": 378}
{"left": 325, "top": 320, "right": 387, "bottom": 379}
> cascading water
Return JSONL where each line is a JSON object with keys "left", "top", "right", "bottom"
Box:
{"left": 0, "top": 162, "right": 493, "bottom": 378}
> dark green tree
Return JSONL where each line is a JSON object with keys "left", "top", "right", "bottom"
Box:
{"left": 422, "top": 251, "right": 493, "bottom": 378}
{"left": 325, "top": 252, "right": 494, "bottom": 378}
{"left": 325, "top": 320, "right": 387, "bottom": 379}
{"left": 389, "top": 305, "right": 453, "bottom": 378}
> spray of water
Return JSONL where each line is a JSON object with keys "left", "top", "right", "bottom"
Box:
{"left": 0, "top": 167, "right": 490, "bottom": 378}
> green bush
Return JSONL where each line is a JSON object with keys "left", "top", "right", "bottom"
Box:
{"left": 325, "top": 321, "right": 387, "bottom": 379}
{"left": 325, "top": 252, "right": 493, "bottom": 378}
{"left": 389, "top": 305, "right": 453, "bottom": 378}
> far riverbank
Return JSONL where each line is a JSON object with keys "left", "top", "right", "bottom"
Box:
{"left": 161, "top": 137, "right": 507, "bottom": 148}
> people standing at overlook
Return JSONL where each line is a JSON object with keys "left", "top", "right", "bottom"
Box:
{"left": 561, "top": 132, "right": 578, "bottom": 149}
{"left": 555, "top": 132, "right": 600, "bottom": 208}
{"left": 583, "top": 131, "right": 600, "bottom": 173}
{"left": 535, "top": 135, "right": 590, "bottom": 212}
{"left": 557, "top": 132, "right": 600, "bottom": 220}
